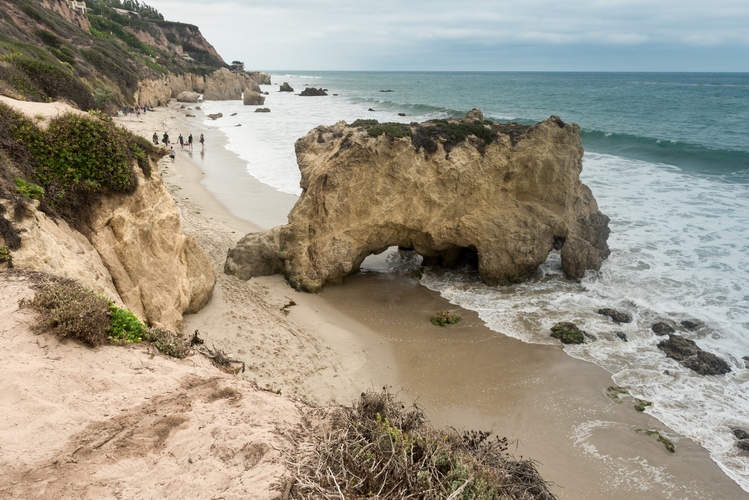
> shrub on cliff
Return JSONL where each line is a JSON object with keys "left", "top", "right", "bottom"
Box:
{"left": 1, "top": 104, "right": 156, "bottom": 225}
{"left": 1, "top": 53, "right": 95, "bottom": 110}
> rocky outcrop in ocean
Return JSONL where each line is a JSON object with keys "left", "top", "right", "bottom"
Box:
{"left": 225, "top": 112, "right": 610, "bottom": 292}
{"left": 243, "top": 91, "right": 266, "bottom": 106}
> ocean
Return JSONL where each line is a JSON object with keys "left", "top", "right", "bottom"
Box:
{"left": 196, "top": 71, "right": 749, "bottom": 492}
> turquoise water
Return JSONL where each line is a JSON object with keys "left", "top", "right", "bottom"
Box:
{"left": 198, "top": 71, "right": 749, "bottom": 491}
{"left": 307, "top": 71, "right": 749, "bottom": 179}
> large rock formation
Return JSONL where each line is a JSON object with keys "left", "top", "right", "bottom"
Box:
{"left": 243, "top": 91, "right": 265, "bottom": 106}
{"left": 80, "top": 167, "right": 215, "bottom": 330}
{"left": 225, "top": 112, "right": 610, "bottom": 292}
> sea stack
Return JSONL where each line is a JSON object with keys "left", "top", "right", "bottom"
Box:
{"left": 225, "top": 111, "right": 610, "bottom": 292}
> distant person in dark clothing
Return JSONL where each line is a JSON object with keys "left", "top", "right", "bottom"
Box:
{"left": 162, "top": 132, "right": 169, "bottom": 145}
{"left": 152, "top": 132, "right": 158, "bottom": 145}
{"left": 199, "top": 133, "right": 205, "bottom": 152}
{"left": 178, "top": 134, "right": 184, "bottom": 149}
{"left": 188, "top": 133, "right": 193, "bottom": 151}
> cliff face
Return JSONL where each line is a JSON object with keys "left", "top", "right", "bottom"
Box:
{"left": 0, "top": 97, "right": 215, "bottom": 331}
{"left": 225, "top": 113, "right": 610, "bottom": 292}
{"left": 135, "top": 69, "right": 267, "bottom": 106}
{"left": 5, "top": 165, "right": 215, "bottom": 332}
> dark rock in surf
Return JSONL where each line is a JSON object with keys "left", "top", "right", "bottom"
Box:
{"left": 681, "top": 319, "right": 703, "bottom": 330}
{"left": 657, "top": 334, "right": 732, "bottom": 376}
{"left": 732, "top": 427, "right": 749, "bottom": 440}
{"left": 300, "top": 87, "right": 327, "bottom": 96}
{"left": 597, "top": 308, "right": 632, "bottom": 324}
{"left": 280, "top": 82, "right": 294, "bottom": 92}
{"left": 615, "top": 332, "right": 628, "bottom": 342}
{"left": 255, "top": 108, "right": 271, "bottom": 113}
{"left": 550, "top": 322, "right": 586, "bottom": 344}
{"left": 652, "top": 322, "right": 675, "bottom": 336}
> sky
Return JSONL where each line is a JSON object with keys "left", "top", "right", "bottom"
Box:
{"left": 142, "top": 0, "right": 749, "bottom": 72}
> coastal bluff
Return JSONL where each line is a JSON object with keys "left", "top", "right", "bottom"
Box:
{"left": 0, "top": 98, "right": 215, "bottom": 332}
{"left": 225, "top": 111, "right": 611, "bottom": 292}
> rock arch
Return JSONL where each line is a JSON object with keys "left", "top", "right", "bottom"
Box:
{"left": 225, "top": 112, "right": 610, "bottom": 292}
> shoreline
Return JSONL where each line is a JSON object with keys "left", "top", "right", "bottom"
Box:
{"left": 114, "top": 101, "right": 746, "bottom": 499}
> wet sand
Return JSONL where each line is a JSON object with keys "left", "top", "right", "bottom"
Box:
{"left": 118, "top": 101, "right": 746, "bottom": 499}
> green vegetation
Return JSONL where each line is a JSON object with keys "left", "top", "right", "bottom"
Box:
{"left": 348, "top": 117, "right": 508, "bottom": 155}
{"left": 0, "top": 0, "right": 228, "bottom": 110}
{"left": 20, "top": 272, "right": 190, "bottom": 357}
{"left": 634, "top": 399, "right": 653, "bottom": 412}
{"left": 14, "top": 178, "right": 43, "bottom": 199}
{"left": 413, "top": 119, "right": 498, "bottom": 154}
{"left": 431, "top": 309, "right": 462, "bottom": 327}
{"left": 636, "top": 429, "right": 675, "bottom": 453}
{"left": 24, "top": 275, "right": 113, "bottom": 346}
{"left": 607, "top": 385, "right": 629, "bottom": 402}
{"left": 143, "top": 327, "right": 191, "bottom": 358}
{"left": 1, "top": 103, "right": 157, "bottom": 224}
{"left": 108, "top": 303, "right": 146, "bottom": 343}
{"left": 1, "top": 52, "right": 95, "bottom": 110}
{"left": 550, "top": 322, "right": 586, "bottom": 344}
{"left": 291, "top": 389, "right": 555, "bottom": 499}
{"left": 0, "top": 245, "right": 10, "bottom": 265}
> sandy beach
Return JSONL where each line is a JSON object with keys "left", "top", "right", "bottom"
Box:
{"left": 119, "top": 100, "right": 745, "bottom": 499}
{"left": 1, "top": 97, "right": 743, "bottom": 499}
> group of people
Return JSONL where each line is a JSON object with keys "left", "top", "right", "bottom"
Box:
{"left": 124, "top": 105, "right": 153, "bottom": 116}
{"left": 153, "top": 131, "right": 205, "bottom": 162}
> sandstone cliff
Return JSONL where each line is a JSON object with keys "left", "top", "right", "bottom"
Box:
{"left": 135, "top": 69, "right": 267, "bottom": 106}
{"left": 225, "top": 112, "right": 610, "bottom": 292}
{"left": 0, "top": 98, "right": 215, "bottom": 331}
{"left": 5, "top": 164, "right": 215, "bottom": 331}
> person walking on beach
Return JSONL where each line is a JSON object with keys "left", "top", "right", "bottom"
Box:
{"left": 169, "top": 146, "right": 176, "bottom": 162}
{"left": 178, "top": 133, "right": 184, "bottom": 149}
{"left": 162, "top": 132, "right": 169, "bottom": 145}
{"left": 188, "top": 133, "right": 193, "bottom": 151}
{"left": 199, "top": 133, "right": 205, "bottom": 152}
{"left": 152, "top": 132, "right": 158, "bottom": 145}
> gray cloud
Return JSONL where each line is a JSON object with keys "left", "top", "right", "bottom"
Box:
{"left": 144, "top": 0, "right": 749, "bottom": 70}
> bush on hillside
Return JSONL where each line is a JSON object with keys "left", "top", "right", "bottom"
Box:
{"left": 1, "top": 103, "right": 155, "bottom": 225}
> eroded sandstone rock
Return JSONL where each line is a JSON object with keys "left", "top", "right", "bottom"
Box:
{"left": 177, "top": 91, "right": 202, "bottom": 103}
{"left": 243, "top": 91, "right": 265, "bottom": 106}
{"left": 226, "top": 112, "right": 610, "bottom": 292}
{"left": 81, "top": 167, "right": 215, "bottom": 330}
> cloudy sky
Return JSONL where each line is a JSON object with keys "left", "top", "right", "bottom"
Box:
{"left": 143, "top": 0, "right": 749, "bottom": 72}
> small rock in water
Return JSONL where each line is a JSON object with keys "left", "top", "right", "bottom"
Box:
{"left": 550, "top": 322, "right": 586, "bottom": 344}
{"left": 657, "top": 334, "right": 732, "bottom": 376}
{"left": 651, "top": 321, "right": 675, "bottom": 336}
{"left": 731, "top": 427, "right": 749, "bottom": 440}
{"left": 615, "top": 332, "right": 628, "bottom": 342}
{"left": 680, "top": 319, "right": 703, "bottom": 330}
{"left": 597, "top": 307, "right": 632, "bottom": 324}
{"left": 738, "top": 440, "right": 749, "bottom": 452}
